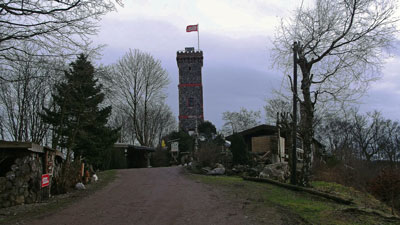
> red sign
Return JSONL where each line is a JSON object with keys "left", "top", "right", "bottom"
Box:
{"left": 41, "top": 174, "right": 50, "bottom": 188}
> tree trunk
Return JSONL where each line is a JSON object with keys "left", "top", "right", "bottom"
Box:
{"left": 299, "top": 65, "right": 314, "bottom": 187}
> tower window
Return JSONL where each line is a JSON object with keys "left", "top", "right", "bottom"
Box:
{"left": 188, "top": 66, "right": 191, "bottom": 71}
{"left": 188, "top": 97, "right": 194, "bottom": 107}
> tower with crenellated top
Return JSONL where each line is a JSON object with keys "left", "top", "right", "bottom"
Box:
{"left": 177, "top": 47, "right": 204, "bottom": 132}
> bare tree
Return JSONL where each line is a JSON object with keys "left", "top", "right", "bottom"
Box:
{"left": 0, "top": 0, "right": 120, "bottom": 66}
{"left": 221, "top": 107, "right": 261, "bottom": 135}
{"left": 272, "top": 0, "right": 398, "bottom": 185}
{"left": 379, "top": 119, "right": 400, "bottom": 166}
{"left": 319, "top": 112, "right": 355, "bottom": 161}
{"left": 145, "top": 102, "right": 177, "bottom": 147}
{"left": 0, "top": 50, "right": 63, "bottom": 143}
{"left": 111, "top": 49, "right": 170, "bottom": 147}
{"left": 264, "top": 97, "right": 292, "bottom": 125}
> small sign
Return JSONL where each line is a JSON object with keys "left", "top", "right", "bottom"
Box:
{"left": 171, "top": 142, "right": 179, "bottom": 152}
{"left": 41, "top": 174, "right": 50, "bottom": 188}
{"left": 161, "top": 140, "right": 166, "bottom": 148}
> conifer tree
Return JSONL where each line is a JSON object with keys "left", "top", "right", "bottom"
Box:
{"left": 42, "top": 54, "right": 119, "bottom": 169}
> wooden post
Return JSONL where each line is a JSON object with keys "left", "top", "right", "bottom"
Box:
{"left": 277, "top": 112, "right": 282, "bottom": 163}
{"left": 291, "top": 41, "right": 298, "bottom": 185}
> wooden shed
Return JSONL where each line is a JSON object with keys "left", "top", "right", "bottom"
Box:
{"left": 227, "top": 125, "right": 324, "bottom": 163}
{"left": 111, "top": 143, "right": 155, "bottom": 169}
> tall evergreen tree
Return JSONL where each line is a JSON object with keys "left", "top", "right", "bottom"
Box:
{"left": 42, "top": 54, "right": 119, "bottom": 169}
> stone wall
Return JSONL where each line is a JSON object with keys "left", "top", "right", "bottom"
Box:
{"left": 0, "top": 153, "right": 43, "bottom": 208}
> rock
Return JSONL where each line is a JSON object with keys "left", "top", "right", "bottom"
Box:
{"left": 11, "top": 164, "right": 19, "bottom": 171}
{"left": 1, "top": 193, "right": 9, "bottom": 200}
{"left": 21, "top": 164, "right": 30, "bottom": 174}
{"left": 91, "top": 174, "right": 98, "bottom": 182}
{"left": 25, "top": 197, "right": 33, "bottom": 204}
{"left": 75, "top": 182, "right": 86, "bottom": 190}
{"left": 2, "top": 201, "right": 11, "bottom": 208}
{"left": 0, "top": 177, "right": 6, "bottom": 192}
{"left": 24, "top": 190, "right": 29, "bottom": 198}
{"left": 15, "top": 177, "right": 24, "bottom": 187}
{"left": 9, "top": 194, "right": 16, "bottom": 201}
{"left": 18, "top": 187, "right": 25, "bottom": 195}
{"left": 30, "top": 192, "right": 37, "bottom": 201}
{"left": 15, "top": 195, "right": 24, "bottom": 204}
{"left": 201, "top": 167, "right": 211, "bottom": 173}
{"left": 232, "top": 164, "right": 247, "bottom": 173}
{"left": 6, "top": 171, "right": 15, "bottom": 181}
{"left": 247, "top": 168, "right": 260, "bottom": 177}
{"left": 22, "top": 156, "right": 30, "bottom": 164}
{"left": 215, "top": 163, "right": 225, "bottom": 169}
{"left": 259, "top": 162, "right": 290, "bottom": 182}
{"left": 6, "top": 181, "right": 13, "bottom": 190}
{"left": 207, "top": 167, "right": 225, "bottom": 175}
{"left": 30, "top": 161, "right": 38, "bottom": 171}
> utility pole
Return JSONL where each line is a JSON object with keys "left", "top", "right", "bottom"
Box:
{"left": 291, "top": 41, "right": 298, "bottom": 185}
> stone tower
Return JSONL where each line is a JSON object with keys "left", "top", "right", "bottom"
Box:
{"left": 177, "top": 47, "right": 204, "bottom": 132}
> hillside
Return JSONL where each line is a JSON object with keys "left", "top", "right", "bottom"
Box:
{"left": 191, "top": 174, "right": 400, "bottom": 225}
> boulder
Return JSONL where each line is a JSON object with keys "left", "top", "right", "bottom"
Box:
{"left": 247, "top": 168, "right": 260, "bottom": 177}
{"left": 215, "top": 163, "right": 225, "bottom": 169}
{"left": 21, "top": 164, "right": 31, "bottom": 174}
{"left": 207, "top": 167, "right": 225, "bottom": 175}
{"left": 6, "top": 171, "right": 15, "bottom": 181}
{"left": 232, "top": 165, "right": 247, "bottom": 174}
{"left": 18, "top": 187, "right": 25, "bottom": 195}
{"left": 2, "top": 201, "right": 11, "bottom": 208}
{"left": 75, "top": 182, "right": 86, "bottom": 190}
{"left": 11, "top": 164, "right": 19, "bottom": 171}
{"left": 15, "top": 177, "right": 24, "bottom": 187}
{"left": 259, "top": 162, "right": 290, "bottom": 182}
{"left": 91, "top": 174, "right": 98, "bottom": 182}
{"left": 15, "top": 195, "right": 24, "bottom": 205}
{"left": 201, "top": 167, "right": 211, "bottom": 173}
{"left": 207, "top": 164, "right": 226, "bottom": 175}
{"left": 25, "top": 197, "right": 33, "bottom": 204}
{"left": 5, "top": 181, "right": 13, "bottom": 190}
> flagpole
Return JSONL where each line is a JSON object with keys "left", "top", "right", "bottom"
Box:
{"left": 197, "top": 24, "right": 200, "bottom": 51}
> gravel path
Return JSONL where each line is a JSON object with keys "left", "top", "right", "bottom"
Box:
{"left": 25, "top": 167, "right": 255, "bottom": 225}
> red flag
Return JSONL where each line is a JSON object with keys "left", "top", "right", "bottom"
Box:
{"left": 186, "top": 24, "right": 198, "bottom": 32}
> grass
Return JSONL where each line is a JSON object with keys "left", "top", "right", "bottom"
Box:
{"left": 190, "top": 174, "right": 400, "bottom": 225}
{"left": 0, "top": 169, "right": 117, "bottom": 225}
{"left": 311, "top": 181, "right": 392, "bottom": 215}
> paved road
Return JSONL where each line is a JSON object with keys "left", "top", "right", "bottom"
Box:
{"left": 26, "top": 167, "right": 253, "bottom": 225}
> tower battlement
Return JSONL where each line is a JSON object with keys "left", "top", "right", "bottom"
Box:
{"left": 176, "top": 50, "right": 203, "bottom": 66}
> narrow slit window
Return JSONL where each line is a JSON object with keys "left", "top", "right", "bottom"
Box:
{"left": 188, "top": 97, "right": 194, "bottom": 107}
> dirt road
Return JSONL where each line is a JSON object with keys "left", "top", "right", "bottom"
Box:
{"left": 25, "top": 167, "right": 256, "bottom": 225}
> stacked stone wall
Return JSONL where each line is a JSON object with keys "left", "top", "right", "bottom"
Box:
{"left": 0, "top": 154, "right": 43, "bottom": 208}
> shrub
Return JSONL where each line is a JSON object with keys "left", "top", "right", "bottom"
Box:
{"left": 368, "top": 168, "right": 400, "bottom": 215}
{"left": 196, "top": 142, "right": 220, "bottom": 167}
{"left": 229, "top": 134, "right": 248, "bottom": 165}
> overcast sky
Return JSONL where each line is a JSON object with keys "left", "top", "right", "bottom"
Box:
{"left": 93, "top": 0, "right": 400, "bottom": 129}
